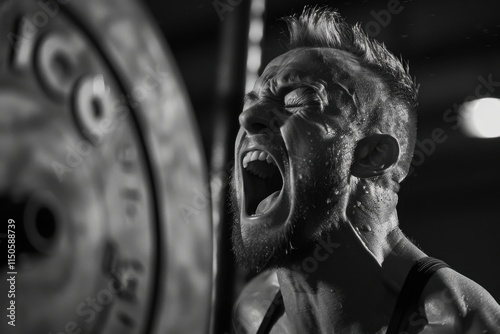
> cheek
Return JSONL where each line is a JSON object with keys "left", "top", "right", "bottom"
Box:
{"left": 283, "top": 116, "right": 356, "bottom": 183}
{"left": 331, "top": 136, "right": 356, "bottom": 179}
{"left": 284, "top": 117, "right": 331, "bottom": 156}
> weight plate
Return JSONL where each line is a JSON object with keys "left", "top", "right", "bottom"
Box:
{"left": 0, "top": 1, "right": 212, "bottom": 333}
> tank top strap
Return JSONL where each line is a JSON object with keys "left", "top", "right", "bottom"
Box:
{"left": 256, "top": 289, "right": 284, "bottom": 334}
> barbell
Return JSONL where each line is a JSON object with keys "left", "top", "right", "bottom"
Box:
{"left": 0, "top": 0, "right": 213, "bottom": 333}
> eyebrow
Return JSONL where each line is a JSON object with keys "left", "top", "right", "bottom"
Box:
{"left": 243, "top": 91, "right": 259, "bottom": 105}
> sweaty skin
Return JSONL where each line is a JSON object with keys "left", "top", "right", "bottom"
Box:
{"left": 232, "top": 48, "right": 500, "bottom": 333}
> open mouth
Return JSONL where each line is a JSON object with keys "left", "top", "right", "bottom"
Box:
{"left": 241, "top": 149, "right": 284, "bottom": 216}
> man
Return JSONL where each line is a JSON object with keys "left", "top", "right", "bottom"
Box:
{"left": 230, "top": 7, "right": 500, "bottom": 334}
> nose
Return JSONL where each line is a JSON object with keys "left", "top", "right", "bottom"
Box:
{"left": 238, "top": 104, "right": 282, "bottom": 135}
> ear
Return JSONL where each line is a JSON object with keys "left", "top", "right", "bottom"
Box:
{"left": 351, "top": 134, "right": 400, "bottom": 178}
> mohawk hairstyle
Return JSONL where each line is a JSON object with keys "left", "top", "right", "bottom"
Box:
{"left": 282, "top": 7, "right": 418, "bottom": 107}
{"left": 282, "top": 7, "right": 419, "bottom": 181}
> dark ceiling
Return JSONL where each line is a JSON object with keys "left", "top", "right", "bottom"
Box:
{"left": 144, "top": 0, "right": 500, "bottom": 306}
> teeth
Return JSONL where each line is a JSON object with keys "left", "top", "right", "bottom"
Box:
{"left": 242, "top": 150, "right": 276, "bottom": 169}
{"left": 243, "top": 155, "right": 250, "bottom": 168}
{"left": 251, "top": 151, "right": 259, "bottom": 161}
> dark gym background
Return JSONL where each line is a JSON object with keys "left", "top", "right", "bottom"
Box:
{"left": 143, "top": 0, "right": 500, "bottom": 333}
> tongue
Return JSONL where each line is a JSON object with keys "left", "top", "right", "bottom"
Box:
{"left": 255, "top": 190, "right": 280, "bottom": 215}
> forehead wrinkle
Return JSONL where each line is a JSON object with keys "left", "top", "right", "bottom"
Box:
{"left": 271, "top": 68, "right": 310, "bottom": 87}
{"left": 256, "top": 48, "right": 325, "bottom": 93}
{"left": 257, "top": 67, "right": 315, "bottom": 97}
{"left": 258, "top": 66, "right": 277, "bottom": 87}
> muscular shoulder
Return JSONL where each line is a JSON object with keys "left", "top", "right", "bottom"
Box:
{"left": 232, "top": 270, "right": 280, "bottom": 334}
{"left": 420, "top": 267, "right": 500, "bottom": 333}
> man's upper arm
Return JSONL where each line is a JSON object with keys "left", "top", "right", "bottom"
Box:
{"left": 462, "top": 279, "right": 500, "bottom": 333}
{"left": 420, "top": 268, "right": 500, "bottom": 333}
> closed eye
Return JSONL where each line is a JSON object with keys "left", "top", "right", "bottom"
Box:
{"left": 284, "top": 87, "right": 324, "bottom": 112}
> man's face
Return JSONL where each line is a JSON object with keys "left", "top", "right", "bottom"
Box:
{"left": 231, "top": 48, "right": 388, "bottom": 271}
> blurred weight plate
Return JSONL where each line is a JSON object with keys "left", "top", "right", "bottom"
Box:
{"left": 0, "top": 0, "right": 212, "bottom": 333}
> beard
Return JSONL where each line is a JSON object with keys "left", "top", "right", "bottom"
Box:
{"left": 229, "top": 168, "right": 344, "bottom": 272}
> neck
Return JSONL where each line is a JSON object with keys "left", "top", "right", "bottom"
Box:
{"left": 277, "top": 220, "right": 426, "bottom": 333}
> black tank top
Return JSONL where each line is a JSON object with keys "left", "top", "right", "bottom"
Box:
{"left": 256, "top": 257, "right": 450, "bottom": 334}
